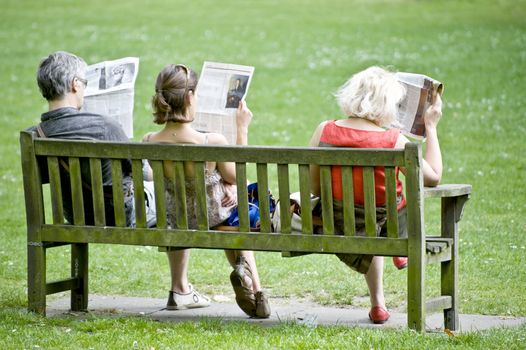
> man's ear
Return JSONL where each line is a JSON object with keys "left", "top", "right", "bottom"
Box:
{"left": 71, "top": 78, "right": 79, "bottom": 93}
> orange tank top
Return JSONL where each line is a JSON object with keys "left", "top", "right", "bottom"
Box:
{"left": 319, "top": 120, "right": 405, "bottom": 209}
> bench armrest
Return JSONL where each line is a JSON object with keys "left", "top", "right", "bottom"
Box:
{"left": 425, "top": 184, "right": 471, "bottom": 224}
{"left": 424, "top": 184, "right": 472, "bottom": 199}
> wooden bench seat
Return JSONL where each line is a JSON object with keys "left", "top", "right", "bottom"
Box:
{"left": 20, "top": 131, "right": 471, "bottom": 332}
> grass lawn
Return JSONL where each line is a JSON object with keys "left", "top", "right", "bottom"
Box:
{"left": 1, "top": 0, "right": 525, "bottom": 348}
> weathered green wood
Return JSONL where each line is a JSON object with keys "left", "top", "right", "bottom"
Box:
{"left": 426, "top": 296, "right": 453, "bottom": 315}
{"left": 384, "top": 167, "right": 399, "bottom": 238}
{"left": 426, "top": 248, "right": 452, "bottom": 264}
{"left": 34, "top": 140, "right": 406, "bottom": 166}
{"left": 257, "top": 163, "right": 271, "bottom": 233}
{"left": 23, "top": 134, "right": 470, "bottom": 331}
{"left": 46, "top": 277, "right": 80, "bottom": 295}
{"left": 68, "top": 157, "right": 85, "bottom": 225}
{"left": 47, "top": 157, "right": 64, "bottom": 224}
{"left": 173, "top": 161, "right": 189, "bottom": 230}
{"left": 70, "top": 243, "right": 88, "bottom": 311}
{"left": 235, "top": 163, "right": 249, "bottom": 232}
{"left": 150, "top": 160, "right": 167, "bottom": 229}
{"left": 424, "top": 184, "right": 472, "bottom": 198}
{"left": 341, "top": 166, "right": 355, "bottom": 236}
{"left": 362, "top": 167, "right": 376, "bottom": 237}
{"left": 441, "top": 195, "right": 464, "bottom": 331}
{"left": 110, "top": 159, "right": 126, "bottom": 227}
{"left": 40, "top": 225, "right": 409, "bottom": 256}
{"left": 20, "top": 132, "right": 47, "bottom": 315}
{"left": 193, "top": 162, "right": 208, "bottom": 230}
{"left": 42, "top": 242, "right": 70, "bottom": 248}
{"left": 404, "top": 143, "right": 426, "bottom": 332}
{"left": 89, "top": 158, "right": 105, "bottom": 227}
{"left": 298, "top": 164, "right": 313, "bottom": 234}
{"left": 319, "top": 165, "right": 334, "bottom": 235}
{"left": 131, "top": 159, "right": 146, "bottom": 228}
{"left": 27, "top": 244, "right": 46, "bottom": 315}
{"left": 277, "top": 164, "right": 291, "bottom": 233}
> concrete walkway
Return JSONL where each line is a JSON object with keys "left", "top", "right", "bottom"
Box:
{"left": 48, "top": 295, "right": 525, "bottom": 333}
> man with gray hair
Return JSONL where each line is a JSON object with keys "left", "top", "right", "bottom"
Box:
{"left": 28, "top": 51, "right": 146, "bottom": 226}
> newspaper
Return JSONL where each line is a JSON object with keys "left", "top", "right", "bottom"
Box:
{"left": 394, "top": 72, "right": 443, "bottom": 140}
{"left": 81, "top": 57, "right": 139, "bottom": 138}
{"left": 192, "top": 61, "right": 254, "bottom": 144}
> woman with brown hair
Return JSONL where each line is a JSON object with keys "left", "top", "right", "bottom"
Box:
{"left": 143, "top": 64, "right": 270, "bottom": 318}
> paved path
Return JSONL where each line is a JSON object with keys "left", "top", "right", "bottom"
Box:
{"left": 48, "top": 295, "right": 525, "bottom": 333}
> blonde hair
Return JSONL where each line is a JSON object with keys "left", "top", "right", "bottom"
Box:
{"left": 335, "top": 66, "right": 405, "bottom": 127}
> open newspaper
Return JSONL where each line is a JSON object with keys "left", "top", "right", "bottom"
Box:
{"left": 81, "top": 57, "right": 139, "bottom": 138}
{"left": 192, "top": 62, "right": 254, "bottom": 144}
{"left": 394, "top": 72, "right": 443, "bottom": 140}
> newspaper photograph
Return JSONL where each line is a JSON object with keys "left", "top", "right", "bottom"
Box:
{"left": 82, "top": 57, "right": 139, "bottom": 138}
{"left": 394, "top": 72, "right": 443, "bottom": 140}
{"left": 192, "top": 61, "right": 254, "bottom": 144}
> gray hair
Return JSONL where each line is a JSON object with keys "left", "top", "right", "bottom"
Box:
{"left": 36, "top": 51, "right": 87, "bottom": 101}
{"left": 335, "top": 66, "right": 406, "bottom": 127}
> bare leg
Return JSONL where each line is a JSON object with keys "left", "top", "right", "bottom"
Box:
{"left": 364, "top": 256, "right": 386, "bottom": 308}
{"left": 225, "top": 250, "right": 262, "bottom": 292}
{"left": 167, "top": 249, "right": 191, "bottom": 294}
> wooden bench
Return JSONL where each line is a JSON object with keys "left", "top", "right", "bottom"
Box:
{"left": 20, "top": 130, "right": 471, "bottom": 332}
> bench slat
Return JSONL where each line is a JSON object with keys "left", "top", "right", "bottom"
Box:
{"left": 363, "top": 166, "right": 376, "bottom": 237}
{"left": 384, "top": 166, "right": 399, "bottom": 238}
{"left": 90, "top": 158, "right": 106, "bottom": 227}
{"left": 277, "top": 164, "right": 291, "bottom": 233}
{"left": 110, "top": 159, "right": 126, "bottom": 227}
{"left": 34, "top": 141, "right": 407, "bottom": 166}
{"left": 257, "top": 163, "right": 271, "bottom": 233}
{"left": 69, "top": 157, "right": 85, "bottom": 225}
{"left": 299, "top": 164, "right": 313, "bottom": 234}
{"left": 173, "top": 161, "right": 189, "bottom": 230}
{"left": 341, "top": 166, "right": 355, "bottom": 236}
{"left": 47, "top": 157, "right": 64, "bottom": 224}
{"left": 151, "top": 160, "right": 167, "bottom": 229}
{"left": 131, "top": 160, "right": 146, "bottom": 228}
{"left": 235, "top": 163, "right": 249, "bottom": 232}
{"left": 40, "top": 225, "right": 409, "bottom": 256}
{"left": 320, "top": 165, "right": 334, "bottom": 235}
{"left": 193, "top": 161, "right": 208, "bottom": 230}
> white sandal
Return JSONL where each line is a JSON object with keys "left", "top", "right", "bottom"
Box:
{"left": 166, "top": 284, "right": 211, "bottom": 310}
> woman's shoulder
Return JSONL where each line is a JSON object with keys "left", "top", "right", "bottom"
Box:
{"left": 205, "top": 132, "right": 229, "bottom": 145}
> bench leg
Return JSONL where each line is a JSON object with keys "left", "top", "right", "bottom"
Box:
{"left": 71, "top": 243, "right": 89, "bottom": 311}
{"left": 28, "top": 244, "right": 46, "bottom": 315}
{"left": 441, "top": 196, "right": 465, "bottom": 331}
{"left": 407, "top": 255, "right": 425, "bottom": 332}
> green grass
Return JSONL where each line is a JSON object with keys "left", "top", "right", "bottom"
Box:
{"left": 1, "top": 0, "right": 525, "bottom": 348}
{"left": 1, "top": 309, "right": 525, "bottom": 350}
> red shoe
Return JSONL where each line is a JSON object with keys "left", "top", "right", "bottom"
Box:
{"left": 393, "top": 256, "right": 408, "bottom": 270}
{"left": 369, "top": 306, "right": 390, "bottom": 324}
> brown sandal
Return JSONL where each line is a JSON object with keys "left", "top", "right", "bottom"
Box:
{"left": 230, "top": 256, "right": 256, "bottom": 317}
{"left": 255, "top": 291, "right": 271, "bottom": 318}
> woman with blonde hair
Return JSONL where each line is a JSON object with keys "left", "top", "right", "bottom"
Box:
{"left": 309, "top": 66, "right": 443, "bottom": 324}
{"left": 143, "top": 64, "right": 270, "bottom": 318}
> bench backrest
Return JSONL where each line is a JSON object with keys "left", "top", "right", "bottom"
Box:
{"left": 20, "top": 131, "right": 424, "bottom": 256}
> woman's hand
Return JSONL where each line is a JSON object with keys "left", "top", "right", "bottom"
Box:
{"left": 424, "top": 94, "right": 443, "bottom": 131}
{"left": 235, "top": 100, "right": 252, "bottom": 145}
{"left": 236, "top": 100, "right": 253, "bottom": 130}
{"left": 422, "top": 93, "right": 443, "bottom": 186}
{"left": 221, "top": 183, "right": 238, "bottom": 207}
